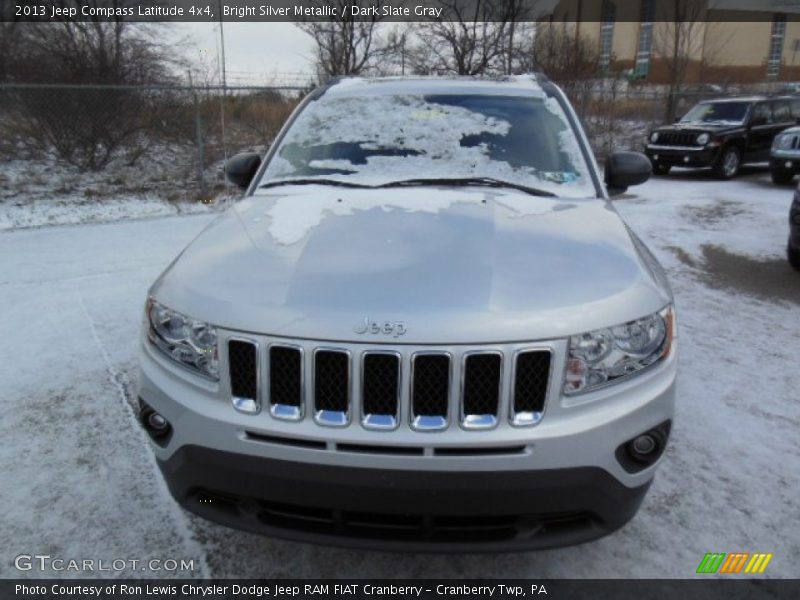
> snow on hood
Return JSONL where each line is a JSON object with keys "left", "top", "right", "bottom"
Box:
{"left": 245, "top": 185, "right": 567, "bottom": 246}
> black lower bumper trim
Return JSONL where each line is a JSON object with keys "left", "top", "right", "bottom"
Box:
{"left": 645, "top": 148, "right": 717, "bottom": 168}
{"left": 158, "top": 445, "right": 651, "bottom": 552}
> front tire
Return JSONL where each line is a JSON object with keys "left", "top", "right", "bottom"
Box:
{"left": 789, "top": 241, "right": 800, "bottom": 271}
{"left": 771, "top": 168, "right": 794, "bottom": 185}
{"left": 714, "top": 146, "right": 740, "bottom": 179}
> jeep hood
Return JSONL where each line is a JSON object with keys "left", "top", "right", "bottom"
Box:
{"left": 150, "top": 186, "right": 671, "bottom": 344}
{"left": 656, "top": 122, "right": 742, "bottom": 135}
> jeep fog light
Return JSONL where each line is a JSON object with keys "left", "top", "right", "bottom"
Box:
{"left": 564, "top": 306, "right": 674, "bottom": 395}
{"left": 146, "top": 298, "right": 219, "bottom": 380}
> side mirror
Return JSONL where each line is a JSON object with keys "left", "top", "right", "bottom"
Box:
{"left": 605, "top": 151, "right": 651, "bottom": 196}
{"left": 225, "top": 152, "right": 261, "bottom": 188}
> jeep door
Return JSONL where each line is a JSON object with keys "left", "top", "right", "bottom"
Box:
{"left": 772, "top": 99, "right": 797, "bottom": 138}
{"left": 746, "top": 102, "right": 775, "bottom": 161}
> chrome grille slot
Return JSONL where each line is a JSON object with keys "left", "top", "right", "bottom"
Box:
{"left": 313, "top": 349, "right": 350, "bottom": 426}
{"left": 228, "top": 339, "right": 259, "bottom": 414}
{"left": 411, "top": 353, "right": 450, "bottom": 431}
{"left": 512, "top": 350, "right": 551, "bottom": 426}
{"left": 361, "top": 352, "right": 401, "bottom": 429}
{"left": 461, "top": 352, "right": 502, "bottom": 429}
{"left": 269, "top": 345, "right": 303, "bottom": 420}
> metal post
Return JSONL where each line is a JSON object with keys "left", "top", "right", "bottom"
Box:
{"left": 218, "top": 0, "right": 228, "bottom": 178}
{"left": 188, "top": 71, "right": 206, "bottom": 197}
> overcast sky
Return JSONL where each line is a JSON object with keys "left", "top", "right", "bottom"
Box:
{"left": 171, "top": 23, "right": 316, "bottom": 84}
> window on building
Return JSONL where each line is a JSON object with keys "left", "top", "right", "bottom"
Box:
{"left": 599, "top": 0, "right": 616, "bottom": 71}
{"left": 767, "top": 14, "right": 786, "bottom": 79}
{"left": 635, "top": 0, "right": 656, "bottom": 78}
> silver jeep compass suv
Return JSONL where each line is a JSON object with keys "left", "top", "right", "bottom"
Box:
{"left": 137, "top": 75, "right": 676, "bottom": 551}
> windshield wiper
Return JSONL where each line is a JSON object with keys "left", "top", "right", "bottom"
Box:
{"left": 259, "top": 178, "right": 375, "bottom": 190}
{"left": 378, "top": 177, "right": 556, "bottom": 197}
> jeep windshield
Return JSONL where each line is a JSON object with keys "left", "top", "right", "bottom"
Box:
{"left": 259, "top": 92, "right": 597, "bottom": 198}
{"left": 680, "top": 101, "right": 750, "bottom": 125}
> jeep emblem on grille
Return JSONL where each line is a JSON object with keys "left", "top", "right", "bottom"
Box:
{"left": 354, "top": 317, "right": 407, "bottom": 338}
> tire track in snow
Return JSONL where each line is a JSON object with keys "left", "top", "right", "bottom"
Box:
{"left": 74, "top": 282, "right": 211, "bottom": 578}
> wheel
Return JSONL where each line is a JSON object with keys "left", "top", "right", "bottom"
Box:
{"left": 789, "top": 240, "right": 800, "bottom": 271}
{"left": 771, "top": 168, "right": 794, "bottom": 185}
{"left": 652, "top": 162, "right": 671, "bottom": 176}
{"left": 714, "top": 146, "right": 741, "bottom": 179}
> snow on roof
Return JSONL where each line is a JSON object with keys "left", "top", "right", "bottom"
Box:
{"left": 324, "top": 75, "right": 547, "bottom": 98}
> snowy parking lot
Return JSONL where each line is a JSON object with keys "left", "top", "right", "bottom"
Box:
{"left": 1, "top": 167, "right": 798, "bottom": 578}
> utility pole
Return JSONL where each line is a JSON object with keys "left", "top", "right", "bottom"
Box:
{"left": 217, "top": 0, "right": 228, "bottom": 183}
{"left": 218, "top": 0, "right": 227, "bottom": 90}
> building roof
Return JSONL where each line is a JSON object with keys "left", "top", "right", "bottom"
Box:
{"left": 710, "top": 0, "right": 800, "bottom": 14}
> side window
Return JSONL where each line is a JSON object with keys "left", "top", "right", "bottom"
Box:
{"left": 791, "top": 99, "right": 800, "bottom": 119}
{"left": 751, "top": 103, "right": 772, "bottom": 126}
{"left": 773, "top": 100, "right": 791, "bottom": 122}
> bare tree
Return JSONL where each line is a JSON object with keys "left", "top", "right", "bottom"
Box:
{"left": 0, "top": 21, "right": 21, "bottom": 84}
{"left": 411, "top": 1, "right": 509, "bottom": 75}
{"left": 296, "top": 0, "right": 393, "bottom": 81}
{"left": 523, "top": 24, "right": 601, "bottom": 97}
{"left": 3, "top": 1, "right": 179, "bottom": 170}
{"left": 409, "top": 0, "right": 538, "bottom": 76}
{"left": 654, "top": 0, "right": 708, "bottom": 122}
{"left": 497, "top": 0, "right": 537, "bottom": 75}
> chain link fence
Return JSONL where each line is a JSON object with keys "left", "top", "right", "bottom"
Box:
{"left": 0, "top": 80, "right": 782, "bottom": 206}
{"left": 0, "top": 83, "right": 307, "bottom": 202}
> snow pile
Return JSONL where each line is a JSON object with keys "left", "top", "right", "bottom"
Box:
{"left": 0, "top": 156, "right": 235, "bottom": 230}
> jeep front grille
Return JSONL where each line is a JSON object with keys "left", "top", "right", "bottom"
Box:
{"left": 225, "top": 335, "right": 553, "bottom": 432}
{"left": 659, "top": 131, "right": 701, "bottom": 146}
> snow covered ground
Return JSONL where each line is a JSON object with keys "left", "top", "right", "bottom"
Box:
{"left": 0, "top": 167, "right": 798, "bottom": 578}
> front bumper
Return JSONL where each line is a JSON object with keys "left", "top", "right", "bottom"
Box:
{"left": 790, "top": 192, "right": 800, "bottom": 247}
{"left": 138, "top": 333, "right": 677, "bottom": 551}
{"left": 645, "top": 144, "right": 719, "bottom": 168}
{"left": 770, "top": 152, "right": 800, "bottom": 173}
{"left": 158, "top": 445, "right": 652, "bottom": 552}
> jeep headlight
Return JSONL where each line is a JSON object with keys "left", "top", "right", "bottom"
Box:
{"left": 650, "top": 132, "right": 659, "bottom": 143}
{"left": 564, "top": 306, "right": 674, "bottom": 395}
{"left": 146, "top": 298, "right": 219, "bottom": 380}
{"left": 697, "top": 133, "right": 710, "bottom": 145}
